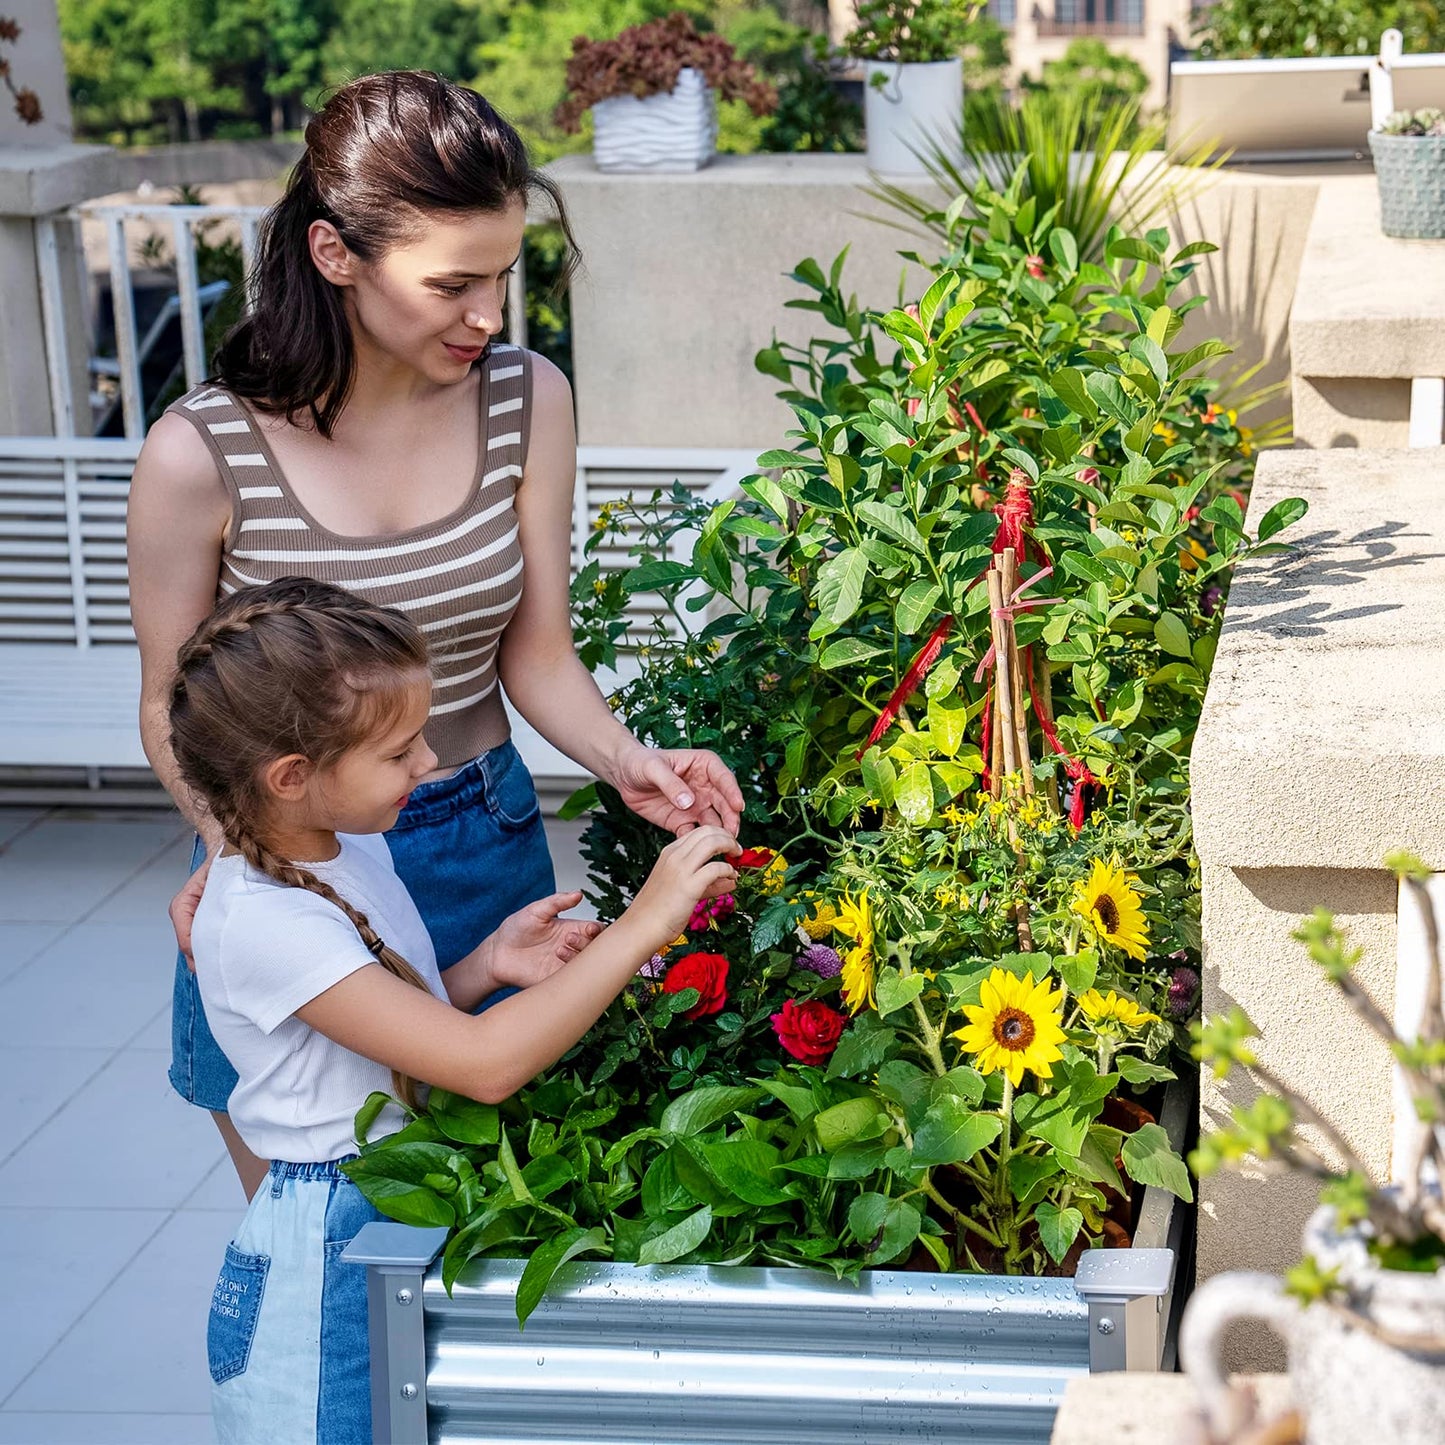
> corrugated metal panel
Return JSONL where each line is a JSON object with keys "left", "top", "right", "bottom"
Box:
{"left": 422, "top": 1262, "right": 1089, "bottom": 1445}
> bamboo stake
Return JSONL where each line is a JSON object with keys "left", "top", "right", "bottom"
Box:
{"left": 988, "top": 563, "right": 1035, "bottom": 952}
{"left": 999, "top": 548, "right": 1034, "bottom": 797}
{"left": 1030, "top": 648, "right": 1065, "bottom": 817}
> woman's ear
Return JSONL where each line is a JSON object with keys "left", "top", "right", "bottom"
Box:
{"left": 261, "top": 753, "right": 314, "bottom": 803}
{"left": 308, "top": 219, "right": 354, "bottom": 288}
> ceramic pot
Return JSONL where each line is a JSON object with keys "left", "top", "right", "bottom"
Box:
{"left": 862, "top": 57, "right": 963, "bottom": 176}
{"left": 1181, "top": 1204, "right": 1445, "bottom": 1444}
{"left": 591, "top": 66, "right": 717, "bottom": 174}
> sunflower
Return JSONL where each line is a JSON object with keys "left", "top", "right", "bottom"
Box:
{"left": 953, "top": 969, "right": 1067, "bottom": 1086}
{"left": 1076, "top": 988, "right": 1160, "bottom": 1031}
{"left": 1071, "top": 857, "right": 1150, "bottom": 961}
{"left": 834, "top": 891, "right": 876, "bottom": 1015}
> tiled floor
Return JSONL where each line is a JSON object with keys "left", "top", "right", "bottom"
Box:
{"left": 0, "top": 806, "right": 589, "bottom": 1445}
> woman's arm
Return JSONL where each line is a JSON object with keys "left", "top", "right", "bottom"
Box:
{"left": 297, "top": 828, "right": 737, "bottom": 1103}
{"left": 127, "top": 414, "right": 233, "bottom": 931}
{"left": 498, "top": 355, "right": 743, "bottom": 833}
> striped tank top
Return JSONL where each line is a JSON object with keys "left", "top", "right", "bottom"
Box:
{"left": 167, "top": 344, "right": 530, "bottom": 769}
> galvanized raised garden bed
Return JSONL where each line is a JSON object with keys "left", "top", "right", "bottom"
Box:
{"left": 344, "top": 1078, "right": 1192, "bottom": 1445}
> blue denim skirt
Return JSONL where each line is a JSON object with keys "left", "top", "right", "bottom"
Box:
{"left": 169, "top": 738, "right": 557, "bottom": 1112}
{"left": 208, "top": 1159, "right": 380, "bottom": 1444}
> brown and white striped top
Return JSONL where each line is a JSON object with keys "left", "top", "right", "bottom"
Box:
{"left": 167, "top": 344, "right": 530, "bottom": 769}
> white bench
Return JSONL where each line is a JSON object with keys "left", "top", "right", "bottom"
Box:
{"left": 0, "top": 436, "right": 758, "bottom": 797}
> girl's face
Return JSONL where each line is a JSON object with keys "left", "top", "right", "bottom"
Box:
{"left": 313, "top": 671, "right": 438, "bottom": 835}
{"left": 319, "top": 201, "right": 527, "bottom": 385}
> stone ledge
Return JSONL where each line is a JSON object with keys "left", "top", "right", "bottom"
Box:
{"left": 1049, "top": 1372, "right": 1293, "bottom": 1444}
{"left": 1290, "top": 175, "right": 1445, "bottom": 379}
{"left": 1193, "top": 448, "right": 1445, "bottom": 870}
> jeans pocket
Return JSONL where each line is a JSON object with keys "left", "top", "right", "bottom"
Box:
{"left": 488, "top": 749, "right": 542, "bottom": 832}
{"left": 208, "top": 1244, "right": 270, "bottom": 1384}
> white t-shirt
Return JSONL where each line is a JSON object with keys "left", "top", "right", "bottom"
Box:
{"left": 192, "top": 831, "right": 448, "bottom": 1163}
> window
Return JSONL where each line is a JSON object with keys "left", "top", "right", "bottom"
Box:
{"left": 1053, "top": 0, "right": 1144, "bottom": 24}
{"left": 988, "top": 0, "right": 1018, "bottom": 23}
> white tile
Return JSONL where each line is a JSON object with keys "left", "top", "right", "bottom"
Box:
{"left": 178, "top": 1159, "right": 249, "bottom": 1212}
{"left": 0, "top": 808, "right": 46, "bottom": 850}
{"left": 0, "top": 1414, "right": 215, "bottom": 1444}
{"left": 128, "top": 1005, "right": 174, "bottom": 1051}
{"left": 0, "top": 1051, "right": 225, "bottom": 1209}
{"left": 0, "top": 923, "right": 66, "bottom": 985}
{"left": 88, "top": 836, "right": 197, "bottom": 926}
{"left": 0, "top": 1047, "right": 112, "bottom": 1164}
{"left": 7, "top": 1211, "right": 236, "bottom": 1417}
{"left": 0, "top": 1206, "right": 167, "bottom": 1403}
{"left": 0, "top": 818, "right": 184, "bottom": 924}
{"left": 0, "top": 923, "right": 176, "bottom": 1050}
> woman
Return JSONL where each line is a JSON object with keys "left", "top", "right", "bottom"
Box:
{"left": 127, "top": 70, "right": 743, "bottom": 1200}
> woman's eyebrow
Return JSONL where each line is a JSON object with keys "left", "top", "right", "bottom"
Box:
{"left": 423, "top": 253, "right": 523, "bottom": 281}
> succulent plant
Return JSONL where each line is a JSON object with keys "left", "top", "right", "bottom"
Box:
{"left": 1380, "top": 107, "right": 1445, "bottom": 137}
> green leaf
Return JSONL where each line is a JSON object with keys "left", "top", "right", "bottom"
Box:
{"left": 1061, "top": 550, "right": 1108, "bottom": 586}
{"left": 702, "top": 1139, "right": 791, "bottom": 1205}
{"left": 556, "top": 781, "right": 599, "bottom": 822}
{"left": 815, "top": 548, "right": 870, "bottom": 626}
{"left": 1084, "top": 373, "right": 1137, "bottom": 427}
{"left": 828, "top": 1014, "right": 900, "bottom": 1077}
{"left": 895, "top": 762, "right": 934, "bottom": 825}
{"left": 814, "top": 1097, "right": 886, "bottom": 1152}
{"left": 1116, "top": 1055, "right": 1178, "bottom": 1085}
{"left": 1059, "top": 950, "right": 1098, "bottom": 994}
{"left": 1035, "top": 1201, "right": 1085, "bottom": 1263}
{"left": 874, "top": 968, "right": 927, "bottom": 1018}
{"left": 1257, "top": 496, "right": 1308, "bottom": 542}
{"left": 353, "top": 1091, "right": 393, "bottom": 1147}
{"left": 428, "top": 1090, "right": 500, "bottom": 1147}
{"left": 927, "top": 693, "right": 968, "bottom": 758}
{"left": 1008, "top": 1152, "right": 1062, "bottom": 1203}
{"left": 1048, "top": 227, "right": 1079, "bottom": 273}
{"left": 820, "top": 637, "right": 888, "bottom": 670}
{"left": 856, "top": 500, "right": 927, "bottom": 554}
{"left": 660, "top": 1086, "right": 764, "bottom": 1138}
{"left": 515, "top": 1226, "right": 607, "bottom": 1327}
{"left": 638, "top": 1206, "right": 713, "bottom": 1265}
{"left": 756, "top": 448, "right": 815, "bottom": 468}
{"left": 860, "top": 746, "right": 898, "bottom": 805}
{"left": 1052, "top": 368, "right": 1097, "bottom": 420}
{"left": 847, "top": 1193, "right": 922, "bottom": 1264}
{"left": 623, "top": 560, "right": 695, "bottom": 594}
{"left": 1154, "top": 612, "right": 1192, "bottom": 659}
{"left": 342, "top": 1143, "right": 459, "bottom": 1228}
{"left": 1121, "top": 1123, "right": 1194, "bottom": 1202}
{"left": 910, "top": 1100, "right": 1002, "bottom": 1168}
{"left": 498, "top": 1125, "right": 532, "bottom": 1203}
{"left": 896, "top": 579, "right": 942, "bottom": 634}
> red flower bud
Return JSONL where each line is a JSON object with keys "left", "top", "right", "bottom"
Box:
{"left": 770, "top": 998, "right": 847, "bottom": 1065}
{"left": 1025, "top": 255, "right": 1046, "bottom": 279}
{"left": 1077, "top": 466, "right": 1100, "bottom": 487}
{"left": 661, "top": 952, "right": 730, "bottom": 1019}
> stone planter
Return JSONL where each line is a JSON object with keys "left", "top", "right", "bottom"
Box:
{"left": 1369, "top": 130, "right": 1445, "bottom": 239}
{"left": 591, "top": 66, "right": 717, "bottom": 174}
{"left": 345, "top": 1077, "right": 1194, "bottom": 1445}
{"left": 862, "top": 57, "right": 963, "bottom": 176}
{"left": 1181, "top": 1202, "right": 1445, "bottom": 1444}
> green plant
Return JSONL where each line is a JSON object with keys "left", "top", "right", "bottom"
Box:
{"left": 1023, "top": 38, "right": 1149, "bottom": 126}
{"left": 844, "top": 0, "right": 980, "bottom": 64}
{"left": 1195, "top": 0, "right": 1445, "bottom": 58}
{"left": 866, "top": 87, "right": 1222, "bottom": 264}
{"left": 1192, "top": 852, "right": 1445, "bottom": 1288}
{"left": 1379, "top": 107, "right": 1445, "bottom": 136}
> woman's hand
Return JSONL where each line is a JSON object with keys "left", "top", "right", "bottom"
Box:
{"left": 486, "top": 891, "right": 605, "bottom": 991}
{"left": 171, "top": 854, "right": 214, "bottom": 972}
{"left": 611, "top": 746, "right": 744, "bottom": 837}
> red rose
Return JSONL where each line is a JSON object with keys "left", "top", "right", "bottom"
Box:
{"left": 770, "top": 998, "right": 847, "bottom": 1066}
{"left": 728, "top": 847, "right": 776, "bottom": 871}
{"left": 661, "top": 952, "right": 729, "bottom": 1020}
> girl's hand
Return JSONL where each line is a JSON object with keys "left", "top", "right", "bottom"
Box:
{"left": 486, "top": 891, "right": 604, "bottom": 990}
{"left": 611, "top": 746, "right": 744, "bottom": 837}
{"left": 171, "top": 853, "right": 214, "bottom": 972}
{"left": 628, "top": 826, "right": 738, "bottom": 946}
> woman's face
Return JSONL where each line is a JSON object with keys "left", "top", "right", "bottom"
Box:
{"left": 325, "top": 200, "right": 528, "bottom": 385}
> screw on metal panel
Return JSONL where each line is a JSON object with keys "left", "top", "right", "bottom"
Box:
{"left": 400, "top": 1384, "right": 418, "bottom": 1400}
{"left": 395, "top": 1288, "right": 414, "bottom": 1305}
{"left": 1096, "top": 1318, "right": 1116, "bottom": 1335}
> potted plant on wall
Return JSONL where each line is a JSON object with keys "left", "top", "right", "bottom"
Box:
{"left": 842, "top": 0, "right": 977, "bottom": 174}
{"left": 555, "top": 12, "right": 777, "bottom": 174}
{"left": 1370, "top": 109, "right": 1445, "bottom": 240}
{"left": 1183, "top": 853, "right": 1445, "bottom": 1444}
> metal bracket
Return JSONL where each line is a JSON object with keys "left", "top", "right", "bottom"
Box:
{"left": 342, "top": 1223, "right": 448, "bottom": 1445}
{"left": 1074, "top": 1247, "right": 1177, "bottom": 1372}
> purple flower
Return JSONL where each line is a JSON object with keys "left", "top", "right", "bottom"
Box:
{"left": 1201, "top": 586, "right": 1223, "bottom": 618}
{"left": 638, "top": 954, "right": 668, "bottom": 980}
{"left": 1167, "top": 965, "right": 1200, "bottom": 1020}
{"left": 797, "top": 943, "right": 843, "bottom": 979}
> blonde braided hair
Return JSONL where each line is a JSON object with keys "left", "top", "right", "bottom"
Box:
{"left": 170, "top": 577, "right": 434, "bottom": 1111}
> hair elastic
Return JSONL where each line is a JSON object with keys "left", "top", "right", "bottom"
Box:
{"left": 366, "top": 936, "right": 388, "bottom": 957}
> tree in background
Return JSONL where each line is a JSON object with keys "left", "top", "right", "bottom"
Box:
{"left": 1024, "top": 37, "right": 1148, "bottom": 112}
{"left": 1195, "top": 0, "right": 1445, "bottom": 57}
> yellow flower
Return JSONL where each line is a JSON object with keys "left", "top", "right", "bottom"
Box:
{"left": 1178, "top": 536, "right": 1208, "bottom": 572}
{"left": 800, "top": 894, "right": 839, "bottom": 940}
{"left": 592, "top": 578, "right": 608, "bottom": 595}
{"left": 760, "top": 852, "right": 789, "bottom": 896}
{"left": 940, "top": 804, "right": 966, "bottom": 826}
{"left": 1071, "top": 857, "right": 1150, "bottom": 962}
{"left": 1077, "top": 988, "right": 1160, "bottom": 1031}
{"left": 656, "top": 933, "right": 689, "bottom": 959}
{"left": 953, "top": 969, "right": 1067, "bottom": 1086}
{"left": 1153, "top": 421, "right": 1178, "bottom": 445}
{"left": 834, "top": 891, "right": 875, "bottom": 1015}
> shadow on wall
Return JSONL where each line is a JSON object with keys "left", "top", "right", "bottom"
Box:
{"left": 1293, "top": 377, "right": 1414, "bottom": 449}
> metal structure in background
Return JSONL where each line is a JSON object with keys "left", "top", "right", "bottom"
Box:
{"left": 343, "top": 1085, "right": 1191, "bottom": 1445}
{"left": 35, "top": 202, "right": 531, "bottom": 443}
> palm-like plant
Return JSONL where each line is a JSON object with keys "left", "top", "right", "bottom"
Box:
{"left": 862, "top": 89, "right": 1224, "bottom": 262}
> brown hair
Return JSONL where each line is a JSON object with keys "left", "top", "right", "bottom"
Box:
{"left": 214, "top": 69, "right": 579, "bottom": 438}
{"left": 169, "top": 576, "right": 434, "bottom": 1110}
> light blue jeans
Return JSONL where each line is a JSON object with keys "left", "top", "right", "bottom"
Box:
{"left": 169, "top": 738, "right": 557, "bottom": 1111}
{"left": 208, "top": 1159, "right": 379, "bottom": 1444}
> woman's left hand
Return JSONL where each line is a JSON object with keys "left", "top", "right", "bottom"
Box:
{"left": 611, "top": 746, "right": 744, "bottom": 837}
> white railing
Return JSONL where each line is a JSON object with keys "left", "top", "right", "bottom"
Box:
{"left": 36, "top": 202, "right": 531, "bottom": 442}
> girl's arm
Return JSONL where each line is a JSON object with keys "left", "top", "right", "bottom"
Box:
{"left": 296, "top": 828, "right": 737, "bottom": 1104}
{"left": 497, "top": 355, "right": 744, "bottom": 835}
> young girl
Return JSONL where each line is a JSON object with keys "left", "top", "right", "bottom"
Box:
{"left": 170, "top": 577, "right": 737, "bottom": 1443}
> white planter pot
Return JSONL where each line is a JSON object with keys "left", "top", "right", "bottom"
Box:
{"left": 863, "top": 57, "right": 963, "bottom": 176}
{"left": 1181, "top": 1203, "right": 1445, "bottom": 1444}
{"left": 591, "top": 66, "right": 718, "bottom": 174}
